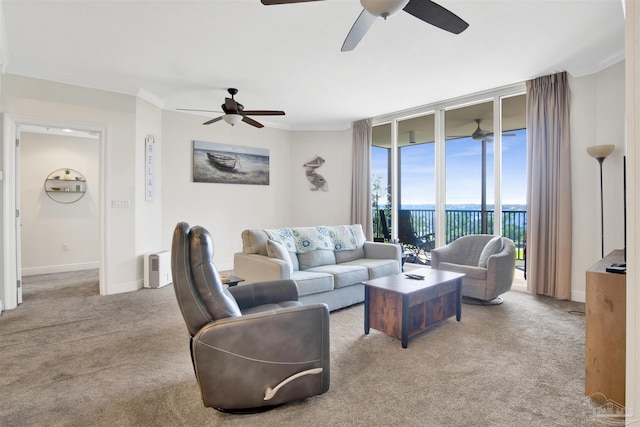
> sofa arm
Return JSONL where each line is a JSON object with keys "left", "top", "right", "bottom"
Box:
{"left": 234, "top": 252, "right": 291, "bottom": 284}
{"left": 363, "top": 241, "right": 401, "bottom": 263}
{"left": 192, "top": 303, "right": 330, "bottom": 410}
{"left": 229, "top": 279, "right": 299, "bottom": 309}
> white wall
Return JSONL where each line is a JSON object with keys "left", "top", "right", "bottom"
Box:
{"left": 570, "top": 60, "right": 626, "bottom": 302}
{"left": 19, "top": 132, "right": 99, "bottom": 274}
{"left": 289, "top": 129, "right": 352, "bottom": 227}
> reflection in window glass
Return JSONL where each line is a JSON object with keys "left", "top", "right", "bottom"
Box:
{"left": 445, "top": 101, "right": 494, "bottom": 241}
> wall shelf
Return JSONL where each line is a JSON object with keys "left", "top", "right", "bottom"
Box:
{"left": 44, "top": 168, "right": 87, "bottom": 204}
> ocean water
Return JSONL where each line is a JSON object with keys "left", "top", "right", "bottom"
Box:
{"left": 193, "top": 149, "right": 269, "bottom": 185}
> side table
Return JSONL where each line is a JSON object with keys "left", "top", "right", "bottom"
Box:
{"left": 222, "top": 274, "right": 244, "bottom": 287}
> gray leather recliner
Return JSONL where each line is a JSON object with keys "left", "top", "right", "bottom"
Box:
{"left": 171, "top": 222, "right": 330, "bottom": 412}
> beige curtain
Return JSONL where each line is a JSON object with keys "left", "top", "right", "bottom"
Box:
{"left": 526, "top": 72, "right": 572, "bottom": 299}
{"left": 351, "top": 119, "right": 373, "bottom": 239}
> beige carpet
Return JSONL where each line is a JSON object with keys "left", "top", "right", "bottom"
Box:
{"left": 0, "top": 270, "right": 603, "bottom": 426}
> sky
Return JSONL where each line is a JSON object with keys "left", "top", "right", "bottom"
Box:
{"left": 372, "top": 129, "right": 527, "bottom": 207}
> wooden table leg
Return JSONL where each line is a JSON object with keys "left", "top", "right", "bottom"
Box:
{"left": 456, "top": 278, "right": 462, "bottom": 321}
{"left": 401, "top": 294, "right": 409, "bottom": 348}
{"left": 364, "top": 286, "right": 370, "bottom": 334}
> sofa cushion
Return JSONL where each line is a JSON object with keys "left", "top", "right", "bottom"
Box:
{"left": 264, "top": 228, "right": 297, "bottom": 252}
{"left": 241, "top": 229, "right": 269, "bottom": 256}
{"left": 334, "top": 247, "right": 365, "bottom": 263}
{"left": 305, "top": 264, "right": 369, "bottom": 289}
{"left": 350, "top": 223, "right": 367, "bottom": 246}
{"left": 298, "top": 249, "right": 336, "bottom": 270}
{"left": 342, "top": 258, "right": 400, "bottom": 279}
{"left": 291, "top": 271, "right": 334, "bottom": 296}
{"left": 478, "top": 236, "right": 503, "bottom": 268}
{"left": 266, "top": 239, "right": 294, "bottom": 275}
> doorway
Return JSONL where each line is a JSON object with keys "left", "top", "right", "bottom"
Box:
{"left": 2, "top": 115, "right": 107, "bottom": 310}
{"left": 19, "top": 126, "right": 100, "bottom": 292}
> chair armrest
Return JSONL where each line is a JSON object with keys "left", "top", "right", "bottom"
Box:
{"left": 487, "top": 250, "right": 516, "bottom": 276}
{"left": 363, "top": 241, "right": 401, "bottom": 263}
{"left": 192, "top": 303, "right": 330, "bottom": 409}
{"left": 228, "top": 279, "right": 299, "bottom": 309}
{"left": 486, "top": 249, "right": 516, "bottom": 293}
{"left": 234, "top": 252, "right": 291, "bottom": 284}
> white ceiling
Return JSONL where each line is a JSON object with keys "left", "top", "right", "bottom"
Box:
{"left": 1, "top": 0, "right": 626, "bottom": 131}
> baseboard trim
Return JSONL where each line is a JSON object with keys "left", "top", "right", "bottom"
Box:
{"left": 22, "top": 262, "right": 99, "bottom": 276}
{"left": 107, "top": 279, "right": 144, "bottom": 295}
{"left": 511, "top": 282, "right": 528, "bottom": 293}
{"left": 570, "top": 290, "right": 586, "bottom": 304}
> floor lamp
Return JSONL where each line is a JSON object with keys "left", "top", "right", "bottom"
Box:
{"left": 587, "top": 144, "right": 615, "bottom": 259}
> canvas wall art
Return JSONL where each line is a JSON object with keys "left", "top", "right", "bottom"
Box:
{"left": 192, "top": 140, "right": 270, "bottom": 185}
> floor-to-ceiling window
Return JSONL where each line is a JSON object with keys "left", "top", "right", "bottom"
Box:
{"left": 372, "top": 124, "right": 391, "bottom": 241}
{"left": 371, "top": 87, "right": 527, "bottom": 266}
{"left": 445, "top": 100, "right": 495, "bottom": 241}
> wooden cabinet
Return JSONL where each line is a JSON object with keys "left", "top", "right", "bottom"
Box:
{"left": 585, "top": 249, "right": 626, "bottom": 405}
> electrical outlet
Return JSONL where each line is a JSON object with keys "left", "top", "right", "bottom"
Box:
{"left": 62, "top": 243, "right": 69, "bottom": 251}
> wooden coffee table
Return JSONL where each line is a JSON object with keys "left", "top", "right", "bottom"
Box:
{"left": 363, "top": 268, "right": 465, "bottom": 348}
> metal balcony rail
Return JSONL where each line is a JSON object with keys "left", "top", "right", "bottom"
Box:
{"left": 373, "top": 209, "right": 527, "bottom": 261}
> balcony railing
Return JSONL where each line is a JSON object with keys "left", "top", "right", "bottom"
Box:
{"left": 374, "top": 209, "right": 527, "bottom": 261}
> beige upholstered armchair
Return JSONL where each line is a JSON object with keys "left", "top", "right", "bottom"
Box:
{"left": 171, "top": 222, "right": 330, "bottom": 412}
{"left": 430, "top": 234, "right": 516, "bottom": 302}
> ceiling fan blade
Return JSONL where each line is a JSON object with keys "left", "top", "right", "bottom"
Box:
{"left": 225, "top": 97, "right": 238, "bottom": 113}
{"left": 403, "top": 0, "right": 469, "bottom": 34}
{"left": 177, "top": 108, "right": 222, "bottom": 113}
{"left": 261, "top": 0, "right": 323, "bottom": 4}
{"left": 241, "top": 115, "right": 264, "bottom": 128}
{"left": 341, "top": 9, "right": 377, "bottom": 52}
{"left": 203, "top": 116, "right": 224, "bottom": 125}
{"left": 242, "top": 110, "right": 286, "bottom": 116}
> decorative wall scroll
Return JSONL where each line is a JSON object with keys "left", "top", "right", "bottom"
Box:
{"left": 145, "top": 135, "right": 155, "bottom": 201}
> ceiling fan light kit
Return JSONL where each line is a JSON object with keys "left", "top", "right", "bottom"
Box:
{"left": 223, "top": 114, "right": 243, "bottom": 126}
{"left": 361, "top": 0, "right": 410, "bottom": 19}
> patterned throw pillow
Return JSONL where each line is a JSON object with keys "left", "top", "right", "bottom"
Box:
{"left": 266, "top": 239, "right": 294, "bottom": 275}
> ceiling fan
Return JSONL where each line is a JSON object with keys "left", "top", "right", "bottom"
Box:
{"left": 449, "top": 119, "right": 516, "bottom": 141}
{"left": 177, "top": 88, "right": 285, "bottom": 128}
{"left": 261, "top": 0, "right": 469, "bottom": 51}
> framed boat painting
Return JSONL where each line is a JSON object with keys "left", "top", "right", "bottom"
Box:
{"left": 192, "top": 140, "right": 270, "bottom": 185}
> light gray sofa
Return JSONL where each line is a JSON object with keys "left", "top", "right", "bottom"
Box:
{"left": 430, "top": 234, "right": 516, "bottom": 301}
{"left": 234, "top": 225, "right": 402, "bottom": 311}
